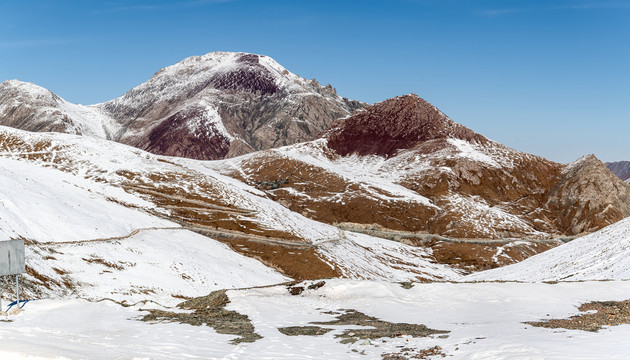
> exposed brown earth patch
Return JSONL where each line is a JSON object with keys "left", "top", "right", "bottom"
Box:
{"left": 382, "top": 346, "right": 446, "bottom": 360}
{"left": 231, "top": 155, "right": 437, "bottom": 232}
{"left": 409, "top": 239, "right": 561, "bottom": 272}
{"left": 116, "top": 172, "right": 299, "bottom": 241}
{"left": 279, "top": 309, "right": 449, "bottom": 344}
{"left": 278, "top": 326, "right": 333, "bottom": 336}
{"left": 81, "top": 257, "right": 127, "bottom": 271}
{"left": 286, "top": 280, "right": 327, "bottom": 295}
{"left": 218, "top": 239, "right": 340, "bottom": 281}
{"left": 526, "top": 299, "right": 630, "bottom": 332}
{"left": 141, "top": 290, "right": 262, "bottom": 344}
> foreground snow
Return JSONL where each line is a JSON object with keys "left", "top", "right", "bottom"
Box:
{"left": 2, "top": 280, "right": 630, "bottom": 359}
{"left": 467, "top": 216, "right": 630, "bottom": 282}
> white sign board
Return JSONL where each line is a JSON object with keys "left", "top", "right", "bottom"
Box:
{"left": 0, "top": 240, "right": 25, "bottom": 276}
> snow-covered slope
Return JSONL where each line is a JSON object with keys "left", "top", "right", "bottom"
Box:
{"left": 27, "top": 229, "right": 289, "bottom": 305}
{"left": 0, "top": 157, "right": 169, "bottom": 243}
{"left": 0, "top": 80, "right": 119, "bottom": 138}
{"left": 0, "top": 136, "right": 289, "bottom": 303}
{"left": 467, "top": 217, "right": 630, "bottom": 282}
{"left": 0, "top": 125, "right": 461, "bottom": 305}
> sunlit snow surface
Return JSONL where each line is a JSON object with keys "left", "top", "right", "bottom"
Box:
{"left": 0, "top": 157, "right": 171, "bottom": 243}
{"left": 467, "top": 216, "right": 630, "bottom": 282}
{"left": 2, "top": 280, "right": 630, "bottom": 359}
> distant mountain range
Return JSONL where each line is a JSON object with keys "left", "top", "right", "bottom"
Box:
{"left": 0, "top": 52, "right": 362, "bottom": 160}
{"left": 606, "top": 161, "right": 630, "bottom": 183}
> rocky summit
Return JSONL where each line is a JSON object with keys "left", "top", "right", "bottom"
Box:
{"left": 0, "top": 52, "right": 363, "bottom": 160}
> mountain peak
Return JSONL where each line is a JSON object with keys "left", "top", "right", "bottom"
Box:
{"left": 0, "top": 79, "right": 59, "bottom": 101}
{"left": 150, "top": 51, "right": 285, "bottom": 96}
{"left": 562, "top": 154, "right": 601, "bottom": 174}
{"left": 326, "top": 93, "right": 487, "bottom": 158}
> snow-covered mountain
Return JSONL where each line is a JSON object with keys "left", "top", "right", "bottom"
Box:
{"left": 0, "top": 80, "right": 119, "bottom": 137}
{"left": 213, "top": 94, "right": 630, "bottom": 240}
{"left": 0, "top": 125, "right": 462, "bottom": 303}
{"left": 466, "top": 216, "right": 630, "bottom": 281}
{"left": 0, "top": 52, "right": 362, "bottom": 160}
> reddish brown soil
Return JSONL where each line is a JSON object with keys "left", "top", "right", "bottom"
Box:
{"left": 218, "top": 239, "right": 341, "bottom": 281}
{"left": 236, "top": 156, "right": 437, "bottom": 232}
{"left": 415, "top": 239, "right": 560, "bottom": 272}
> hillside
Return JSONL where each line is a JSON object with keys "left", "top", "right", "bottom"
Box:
{"left": 0, "top": 52, "right": 362, "bottom": 160}
{"left": 0, "top": 125, "right": 463, "bottom": 304}
{"left": 467, "top": 216, "right": 630, "bottom": 282}
{"left": 213, "top": 94, "right": 630, "bottom": 240}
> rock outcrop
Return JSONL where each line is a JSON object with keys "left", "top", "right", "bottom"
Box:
{"left": 547, "top": 155, "right": 630, "bottom": 234}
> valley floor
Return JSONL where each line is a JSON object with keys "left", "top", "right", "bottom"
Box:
{"left": 2, "top": 280, "right": 630, "bottom": 359}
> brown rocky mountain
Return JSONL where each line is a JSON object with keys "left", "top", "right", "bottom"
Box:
{"left": 212, "top": 94, "right": 630, "bottom": 240}
{"left": 547, "top": 155, "right": 630, "bottom": 233}
{"left": 2, "top": 58, "right": 628, "bottom": 243}
{"left": 0, "top": 52, "right": 363, "bottom": 160}
{"left": 606, "top": 161, "right": 630, "bottom": 182}
{"left": 327, "top": 95, "right": 487, "bottom": 157}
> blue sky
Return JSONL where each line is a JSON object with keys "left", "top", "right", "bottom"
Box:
{"left": 1, "top": 0, "right": 628, "bottom": 163}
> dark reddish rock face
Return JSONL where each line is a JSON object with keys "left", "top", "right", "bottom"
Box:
{"left": 326, "top": 94, "right": 487, "bottom": 158}
{"left": 210, "top": 54, "right": 280, "bottom": 95}
{"left": 139, "top": 107, "right": 231, "bottom": 160}
{"left": 606, "top": 161, "right": 630, "bottom": 181}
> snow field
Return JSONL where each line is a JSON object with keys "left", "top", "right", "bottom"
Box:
{"left": 3, "top": 280, "right": 630, "bottom": 359}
